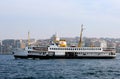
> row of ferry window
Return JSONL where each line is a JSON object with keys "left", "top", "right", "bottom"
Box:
{"left": 49, "top": 48, "right": 101, "bottom": 50}
{"left": 75, "top": 52, "right": 107, "bottom": 55}
{"left": 75, "top": 52, "right": 115, "bottom": 55}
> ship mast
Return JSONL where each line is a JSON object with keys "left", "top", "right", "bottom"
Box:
{"left": 78, "top": 24, "right": 84, "bottom": 47}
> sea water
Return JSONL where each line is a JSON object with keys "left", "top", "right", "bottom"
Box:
{"left": 0, "top": 54, "right": 120, "bottom": 79}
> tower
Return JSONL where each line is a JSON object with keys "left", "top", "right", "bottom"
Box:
{"left": 28, "top": 31, "right": 30, "bottom": 46}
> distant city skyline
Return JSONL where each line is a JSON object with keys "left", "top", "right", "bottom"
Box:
{"left": 0, "top": 0, "right": 120, "bottom": 40}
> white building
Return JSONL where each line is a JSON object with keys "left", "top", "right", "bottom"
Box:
{"left": 100, "top": 40, "right": 107, "bottom": 48}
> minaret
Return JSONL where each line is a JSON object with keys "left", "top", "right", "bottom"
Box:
{"left": 28, "top": 31, "right": 30, "bottom": 46}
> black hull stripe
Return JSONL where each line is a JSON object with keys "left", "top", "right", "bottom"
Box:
{"left": 14, "top": 55, "right": 115, "bottom": 59}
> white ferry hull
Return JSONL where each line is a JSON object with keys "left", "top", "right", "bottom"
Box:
{"left": 14, "top": 51, "right": 116, "bottom": 59}
{"left": 13, "top": 46, "right": 116, "bottom": 59}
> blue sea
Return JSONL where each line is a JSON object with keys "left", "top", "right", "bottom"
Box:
{"left": 0, "top": 54, "right": 120, "bottom": 79}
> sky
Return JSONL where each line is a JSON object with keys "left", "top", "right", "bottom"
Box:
{"left": 0, "top": 0, "right": 120, "bottom": 40}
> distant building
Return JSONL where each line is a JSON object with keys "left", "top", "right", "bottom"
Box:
{"left": 15, "top": 40, "right": 21, "bottom": 48}
{"left": 100, "top": 40, "right": 107, "bottom": 48}
{"left": 51, "top": 34, "right": 60, "bottom": 43}
{"left": 2, "top": 39, "right": 15, "bottom": 54}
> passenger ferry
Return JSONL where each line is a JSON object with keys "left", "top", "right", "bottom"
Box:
{"left": 13, "top": 25, "right": 116, "bottom": 59}
{"left": 13, "top": 44, "right": 116, "bottom": 59}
